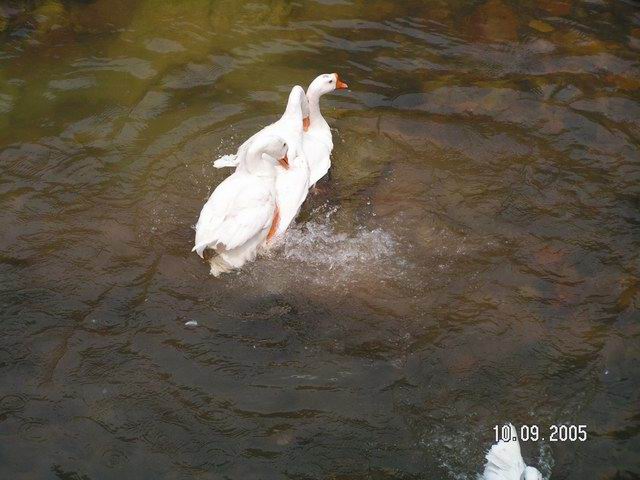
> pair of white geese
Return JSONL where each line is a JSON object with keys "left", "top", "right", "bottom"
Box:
{"left": 193, "top": 73, "right": 348, "bottom": 275}
{"left": 192, "top": 74, "right": 544, "bottom": 479}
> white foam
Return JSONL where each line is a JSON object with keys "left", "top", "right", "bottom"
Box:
{"left": 280, "top": 220, "right": 398, "bottom": 270}
{"left": 239, "top": 209, "right": 407, "bottom": 294}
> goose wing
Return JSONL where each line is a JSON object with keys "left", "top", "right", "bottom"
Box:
{"left": 483, "top": 424, "right": 526, "bottom": 480}
{"left": 193, "top": 173, "right": 274, "bottom": 257}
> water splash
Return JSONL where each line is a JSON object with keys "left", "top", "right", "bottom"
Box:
{"left": 281, "top": 220, "right": 398, "bottom": 270}
{"left": 239, "top": 210, "right": 407, "bottom": 296}
{"left": 537, "top": 441, "right": 555, "bottom": 480}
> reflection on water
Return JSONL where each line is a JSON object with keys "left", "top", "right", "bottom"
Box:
{"left": 1, "top": 0, "right": 639, "bottom": 478}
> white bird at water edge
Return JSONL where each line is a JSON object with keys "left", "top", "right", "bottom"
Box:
{"left": 482, "top": 424, "right": 543, "bottom": 480}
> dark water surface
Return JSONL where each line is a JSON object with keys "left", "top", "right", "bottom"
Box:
{"left": 1, "top": 0, "right": 639, "bottom": 478}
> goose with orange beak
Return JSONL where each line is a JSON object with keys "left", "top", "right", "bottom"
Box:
{"left": 193, "top": 136, "right": 290, "bottom": 276}
{"left": 214, "top": 73, "right": 348, "bottom": 188}
{"left": 211, "top": 74, "right": 348, "bottom": 238}
{"left": 213, "top": 85, "right": 308, "bottom": 170}
{"left": 303, "top": 72, "right": 348, "bottom": 186}
{"left": 213, "top": 86, "right": 311, "bottom": 241}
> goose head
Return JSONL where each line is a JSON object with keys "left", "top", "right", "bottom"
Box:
{"left": 246, "top": 135, "right": 289, "bottom": 172}
{"left": 308, "top": 73, "right": 348, "bottom": 97}
{"left": 260, "top": 135, "right": 289, "bottom": 170}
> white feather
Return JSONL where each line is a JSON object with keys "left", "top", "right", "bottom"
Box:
{"left": 273, "top": 151, "right": 311, "bottom": 237}
{"left": 211, "top": 86, "right": 310, "bottom": 239}
{"left": 192, "top": 171, "right": 275, "bottom": 262}
{"left": 213, "top": 75, "right": 339, "bottom": 188}
{"left": 304, "top": 129, "right": 332, "bottom": 186}
{"left": 210, "top": 75, "right": 345, "bottom": 238}
{"left": 213, "top": 154, "right": 239, "bottom": 169}
{"left": 212, "top": 87, "right": 306, "bottom": 170}
{"left": 193, "top": 135, "right": 290, "bottom": 276}
{"left": 482, "top": 424, "right": 542, "bottom": 480}
{"left": 305, "top": 73, "right": 342, "bottom": 186}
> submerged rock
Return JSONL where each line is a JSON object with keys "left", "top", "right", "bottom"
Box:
{"left": 604, "top": 73, "right": 640, "bottom": 92}
{"left": 209, "top": 0, "right": 293, "bottom": 32}
{"left": 33, "top": 0, "right": 68, "bottom": 35}
{"left": 553, "top": 28, "right": 612, "bottom": 55}
{"left": 534, "top": 245, "right": 565, "bottom": 267}
{"left": 553, "top": 84, "right": 582, "bottom": 103}
{"left": 537, "top": 0, "right": 573, "bottom": 16}
{"left": 330, "top": 115, "right": 395, "bottom": 201}
{"left": 470, "top": 0, "right": 520, "bottom": 43}
{"left": 529, "top": 19, "right": 554, "bottom": 33}
{"left": 630, "top": 28, "right": 640, "bottom": 50}
{"left": 68, "top": 0, "right": 137, "bottom": 34}
{"left": 616, "top": 278, "right": 639, "bottom": 313}
{"left": 424, "top": 1, "right": 453, "bottom": 24}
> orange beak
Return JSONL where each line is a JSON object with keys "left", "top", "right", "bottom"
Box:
{"left": 334, "top": 73, "right": 348, "bottom": 90}
{"left": 278, "top": 154, "right": 289, "bottom": 169}
{"left": 303, "top": 116, "right": 310, "bottom": 132}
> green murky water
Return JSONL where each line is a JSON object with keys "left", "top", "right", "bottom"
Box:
{"left": 1, "top": 0, "right": 639, "bottom": 478}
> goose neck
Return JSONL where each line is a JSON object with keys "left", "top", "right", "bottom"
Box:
{"left": 306, "top": 89, "right": 324, "bottom": 124}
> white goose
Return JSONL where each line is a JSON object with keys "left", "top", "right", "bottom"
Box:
{"left": 212, "top": 75, "right": 348, "bottom": 236}
{"left": 214, "top": 86, "right": 312, "bottom": 239}
{"left": 483, "top": 424, "right": 543, "bottom": 480}
{"left": 213, "top": 86, "right": 309, "bottom": 170}
{"left": 272, "top": 151, "right": 311, "bottom": 238}
{"left": 304, "top": 72, "right": 348, "bottom": 186}
{"left": 193, "top": 136, "right": 289, "bottom": 276}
